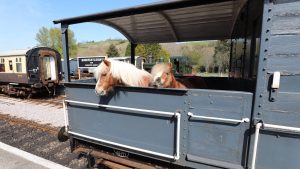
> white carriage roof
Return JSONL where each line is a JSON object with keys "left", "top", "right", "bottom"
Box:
{"left": 54, "top": 0, "right": 247, "bottom": 43}
{"left": 0, "top": 49, "right": 29, "bottom": 57}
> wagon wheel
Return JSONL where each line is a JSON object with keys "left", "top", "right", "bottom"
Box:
{"left": 57, "top": 126, "right": 69, "bottom": 142}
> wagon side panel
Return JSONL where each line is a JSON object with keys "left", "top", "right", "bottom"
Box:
{"left": 66, "top": 84, "right": 187, "bottom": 161}
{"left": 185, "top": 90, "right": 253, "bottom": 169}
{"left": 250, "top": 1, "right": 300, "bottom": 169}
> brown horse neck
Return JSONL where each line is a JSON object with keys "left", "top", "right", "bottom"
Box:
{"left": 170, "top": 75, "right": 187, "bottom": 88}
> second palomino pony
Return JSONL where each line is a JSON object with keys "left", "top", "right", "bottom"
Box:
{"left": 151, "top": 63, "right": 188, "bottom": 88}
{"left": 94, "top": 59, "right": 152, "bottom": 95}
{"left": 151, "top": 62, "right": 207, "bottom": 89}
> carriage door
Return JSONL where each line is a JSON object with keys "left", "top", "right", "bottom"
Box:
{"left": 186, "top": 90, "right": 253, "bottom": 169}
{"left": 39, "top": 49, "right": 58, "bottom": 83}
{"left": 41, "top": 55, "right": 57, "bottom": 82}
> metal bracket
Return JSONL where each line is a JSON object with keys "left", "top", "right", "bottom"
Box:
{"left": 269, "top": 71, "right": 280, "bottom": 102}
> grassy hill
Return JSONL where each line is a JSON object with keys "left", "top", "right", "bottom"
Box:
{"left": 76, "top": 39, "right": 216, "bottom": 57}
{"left": 77, "top": 39, "right": 129, "bottom": 57}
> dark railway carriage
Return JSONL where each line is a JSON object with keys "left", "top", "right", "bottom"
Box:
{"left": 54, "top": 0, "right": 300, "bottom": 169}
{"left": 0, "top": 47, "right": 62, "bottom": 97}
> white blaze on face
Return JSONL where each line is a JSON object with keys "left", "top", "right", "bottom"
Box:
{"left": 153, "top": 71, "right": 165, "bottom": 87}
{"left": 94, "top": 62, "right": 110, "bottom": 95}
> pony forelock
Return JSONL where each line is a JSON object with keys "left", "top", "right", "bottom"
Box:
{"left": 151, "top": 63, "right": 171, "bottom": 76}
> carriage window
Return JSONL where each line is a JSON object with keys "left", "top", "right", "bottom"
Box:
{"left": 9, "top": 60, "right": 13, "bottom": 70}
{"left": 16, "top": 58, "right": 22, "bottom": 72}
{"left": 16, "top": 63, "right": 22, "bottom": 72}
{"left": 0, "top": 58, "right": 4, "bottom": 72}
{"left": 0, "top": 64, "right": 4, "bottom": 72}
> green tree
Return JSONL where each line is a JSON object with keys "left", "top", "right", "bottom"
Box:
{"left": 106, "top": 44, "right": 120, "bottom": 57}
{"left": 36, "top": 27, "right": 50, "bottom": 46}
{"left": 125, "top": 43, "right": 170, "bottom": 62}
{"left": 36, "top": 27, "right": 78, "bottom": 57}
{"left": 213, "top": 40, "right": 230, "bottom": 73}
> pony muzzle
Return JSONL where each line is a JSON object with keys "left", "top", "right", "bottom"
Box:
{"left": 95, "top": 88, "right": 107, "bottom": 96}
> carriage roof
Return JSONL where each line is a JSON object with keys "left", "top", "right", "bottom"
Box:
{"left": 0, "top": 49, "right": 30, "bottom": 57}
{"left": 54, "top": 0, "right": 246, "bottom": 43}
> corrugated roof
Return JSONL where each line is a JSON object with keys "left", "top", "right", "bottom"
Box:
{"left": 54, "top": 0, "right": 246, "bottom": 43}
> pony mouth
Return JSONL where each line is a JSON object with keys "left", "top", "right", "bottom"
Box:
{"left": 152, "top": 82, "right": 164, "bottom": 88}
{"left": 95, "top": 90, "right": 107, "bottom": 96}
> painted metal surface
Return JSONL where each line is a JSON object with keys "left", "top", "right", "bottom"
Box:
{"left": 249, "top": 1, "right": 300, "bottom": 169}
{"left": 64, "top": 82, "right": 253, "bottom": 168}
{"left": 186, "top": 89, "right": 252, "bottom": 169}
{"left": 65, "top": 83, "right": 186, "bottom": 161}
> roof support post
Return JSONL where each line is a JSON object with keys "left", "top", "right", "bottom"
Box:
{"left": 131, "top": 43, "right": 137, "bottom": 65}
{"left": 61, "top": 24, "right": 70, "bottom": 82}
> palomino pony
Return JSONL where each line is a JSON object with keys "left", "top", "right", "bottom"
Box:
{"left": 94, "top": 59, "right": 152, "bottom": 95}
{"left": 151, "top": 63, "right": 207, "bottom": 89}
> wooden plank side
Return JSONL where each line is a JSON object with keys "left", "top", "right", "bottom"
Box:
{"left": 271, "top": 1, "right": 300, "bottom": 35}
{"left": 268, "top": 0, "right": 300, "bottom": 74}
{"left": 262, "top": 92, "right": 300, "bottom": 127}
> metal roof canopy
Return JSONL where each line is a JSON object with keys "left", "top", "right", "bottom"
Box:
{"left": 54, "top": 0, "right": 246, "bottom": 44}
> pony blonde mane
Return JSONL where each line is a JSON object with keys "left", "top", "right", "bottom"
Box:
{"left": 94, "top": 59, "right": 152, "bottom": 86}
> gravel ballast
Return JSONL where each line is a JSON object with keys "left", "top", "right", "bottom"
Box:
{"left": 0, "top": 96, "right": 65, "bottom": 127}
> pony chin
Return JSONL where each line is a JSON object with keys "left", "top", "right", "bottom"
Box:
{"left": 95, "top": 86, "right": 114, "bottom": 96}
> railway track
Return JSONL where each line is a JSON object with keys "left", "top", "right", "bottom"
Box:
{"left": 0, "top": 114, "right": 90, "bottom": 169}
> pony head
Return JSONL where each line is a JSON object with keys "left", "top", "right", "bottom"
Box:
{"left": 94, "top": 59, "right": 152, "bottom": 95}
{"left": 94, "top": 59, "right": 121, "bottom": 96}
{"left": 151, "top": 62, "right": 174, "bottom": 88}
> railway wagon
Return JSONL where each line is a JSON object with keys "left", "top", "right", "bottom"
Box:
{"left": 0, "top": 47, "right": 62, "bottom": 97}
{"left": 54, "top": 0, "right": 300, "bottom": 168}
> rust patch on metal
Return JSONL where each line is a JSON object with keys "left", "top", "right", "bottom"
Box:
{"left": 74, "top": 147, "right": 157, "bottom": 169}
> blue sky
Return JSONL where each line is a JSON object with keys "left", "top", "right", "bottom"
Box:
{"left": 0, "top": 0, "right": 159, "bottom": 51}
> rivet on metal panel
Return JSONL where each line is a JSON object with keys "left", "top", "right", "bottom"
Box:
{"left": 258, "top": 104, "right": 262, "bottom": 107}
{"left": 267, "top": 18, "right": 271, "bottom": 22}
{"left": 266, "top": 29, "right": 270, "bottom": 33}
{"left": 259, "top": 94, "right": 263, "bottom": 98}
{"left": 265, "top": 38, "right": 269, "bottom": 42}
{"left": 257, "top": 112, "right": 261, "bottom": 115}
{"left": 268, "top": 8, "right": 272, "bottom": 12}
{"left": 262, "top": 68, "right": 266, "bottom": 71}
{"left": 263, "top": 57, "right": 267, "bottom": 60}
{"left": 210, "top": 101, "right": 213, "bottom": 104}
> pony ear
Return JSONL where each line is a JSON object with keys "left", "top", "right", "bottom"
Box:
{"left": 103, "top": 59, "right": 111, "bottom": 67}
